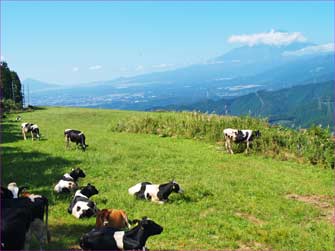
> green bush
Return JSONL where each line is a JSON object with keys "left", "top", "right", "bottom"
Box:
{"left": 113, "top": 112, "right": 334, "bottom": 169}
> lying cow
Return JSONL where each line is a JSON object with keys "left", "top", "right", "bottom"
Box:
{"left": 80, "top": 217, "right": 163, "bottom": 250}
{"left": 21, "top": 122, "right": 40, "bottom": 140}
{"left": 96, "top": 209, "right": 131, "bottom": 229}
{"left": 223, "top": 128, "right": 261, "bottom": 154}
{"left": 68, "top": 184, "right": 99, "bottom": 219}
{"left": 1, "top": 185, "right": 50, "bottom": 250}
{"left": 64, "top": 129, "right": 88, "bottom": 151}
{"left": 54, "top": 167, "right": 86, "bottom": 193}
{"left": 128, "top": 180, "right": 184, "bottom": 204}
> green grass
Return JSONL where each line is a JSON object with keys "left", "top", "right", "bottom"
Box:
{"left": 1, "top": 107, "right": 334, "bottom": 250}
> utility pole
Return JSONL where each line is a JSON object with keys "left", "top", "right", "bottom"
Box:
{"left": 11, "top": 79, "right": 15, "bottom": 101}
{"left": 22, "top": 83, "right": 25, "bottom": 107}
{"left": 27, "top": 83, "right": 30, "bottom": 106}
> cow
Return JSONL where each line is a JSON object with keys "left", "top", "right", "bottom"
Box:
{"left": 54, "top": 167, "right": 86, "bottom": 193}
{"left": 223, "top": 128, "right": 261, "bottom": 154}
{"left": 16, "top": 115, "right": 22, "bottom": 121}
{"left": 1, "top": 185, "right": 50, "bottom": 250}
{"left": 68, "top": 184, "right": 99, "bottom": 219}
{"left": 64, "top": 129, "right": 88, "bottom": 151}
{"left": 128, "top": 180, "right": 184, "bottom": 204}
{"left": 79, "top": 217, "right": 163, "bottom": 250}
{"left": 21, "top": 122, "right": 40, "bottom": 141}
{"left": 96, "top": 209, "right": 131, "bottom": 229}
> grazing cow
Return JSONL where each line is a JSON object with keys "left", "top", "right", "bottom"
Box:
{"left": 96, "top": 209, "right": 131, "bottom": 229}
{"left": 1, "top": 185, "right": 50, "bottom": 250}
{"left": 21, "top": 122, "right": 40, "bottom": 141}
{"left": 54, "top": 167, "right": 86, "bottom": 193}
{"left": 80, "top": 217, "right": 163, "bottom": 250}
{"left": 223, "top": 128, "right": 261, "bottom": 154}
{"left": 16, "top": 115, "right": 22, "bottom": 121}
{"left": 64, "top": 129, "right": 88, "bottom": 151}
{"left": 128, "top": 180, "right": 184, "bottom": 204}
{"left": 68, "top": 184, "right": 99, "bottom": 219}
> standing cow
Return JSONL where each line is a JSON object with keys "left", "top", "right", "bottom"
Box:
{"left": 21, "top": 123, "right": 40, "bottom": 141}
{"left": 223, "top": 128, "right": 260, "bottom": 154}
{"left": 64, "top": 129, "right": 88, "bottom": 151}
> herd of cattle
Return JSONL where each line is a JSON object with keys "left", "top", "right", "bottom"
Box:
{"left": 1, "top": 118, "right": 261, "bottom": 250}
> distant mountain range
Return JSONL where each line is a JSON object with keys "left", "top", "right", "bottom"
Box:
{"left": 155, "top": 81, "right": 334, "bottom": 128}
{"left": 24, "top": 42, "right": 334, "bottom": 127}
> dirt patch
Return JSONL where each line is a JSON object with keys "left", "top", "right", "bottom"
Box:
{"left": 285, "top": 194, "right": 333, "bottom": 222}
{"left": 235, "top": 212, "right": 265, "bottom": 225}
{"left": 237, "top": 241, "right": 271, "bottom": 250}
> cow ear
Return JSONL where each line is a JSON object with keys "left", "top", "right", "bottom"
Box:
{"left": 87, "top": 183, "right": 91, "bottom": 186}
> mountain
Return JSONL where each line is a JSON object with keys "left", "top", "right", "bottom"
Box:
{"left": 157, "top": 81, "right": 334, "bottom": 128}
{"left": 28, "top": 42, "right": 334, "bottom": 113}
{"left": 23, "top": 78, "right": 60, "bottom": 93}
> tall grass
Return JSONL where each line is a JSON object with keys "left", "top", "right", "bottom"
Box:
{"left": 113, "top": 111, "right": 334, "bottom": 168}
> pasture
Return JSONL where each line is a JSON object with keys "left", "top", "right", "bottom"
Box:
{"left": 1, "top": 107, "right": 334, "bottom": 250}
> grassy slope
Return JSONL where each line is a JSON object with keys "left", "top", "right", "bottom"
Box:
{"left": 1, "top": 107, "right": 333, "bottom": 250}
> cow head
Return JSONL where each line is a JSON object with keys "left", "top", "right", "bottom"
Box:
{"left": 81, "top": 183, "right": 99, "bottom": 198}
{"left": 96, "top": 209, "right": 111, "bottom": 227}
{"left": 253, "top": 130, "right": 261, "bottom": 138}
{"left": 139, "top": 217, "right": 163, "bottom": 236}
{"left": 171, "top": 180, "right": 184, "bottom": 194}
{"left": 70, "top": 167, "right": 86, "bottom": 179}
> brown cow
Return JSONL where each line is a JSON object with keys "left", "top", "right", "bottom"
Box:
{"left": 96, "top": 209, "right": 131, "bottom": 229}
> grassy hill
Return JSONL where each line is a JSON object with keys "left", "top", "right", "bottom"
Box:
{"left": 1, "top": 107, "right": 334, "bottom": 250}
{"left": 159, "top": 81, "right": 334, "bottom": 128}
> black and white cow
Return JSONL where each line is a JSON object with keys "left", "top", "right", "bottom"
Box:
{"left": 68, "top": 184, "right": 99, "bottom": 219}
{"left": 79, "top": 217, "right": 163, "bottom": 250}
{"left": 54, "top": 167, "right": 86, "bottom": 193}
{"left": 64, "top": 129, "right": 88, "bottom": 151}
{"left": 128, "top": 180, "right": 184, "bottom": 204}
{"left": 1, "top": 185, "right": 50, "bottom": 250}
{"left": 21, "top": 122, "right": 40, "bottom": 141}
{"left": 223, "top": 128, "right": 261, "bottom": 154}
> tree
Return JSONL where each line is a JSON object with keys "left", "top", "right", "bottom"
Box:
{"left": 0, "top": 61, "right": 13, "bottom": 100}
{"left": 10, "top": 71, "right": 23, "bottom": 105}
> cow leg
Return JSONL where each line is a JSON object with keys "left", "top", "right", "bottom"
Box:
{"left": 31, "top": 131, "right": 34, "bottom": 141}
{"left": 245, "top": 141, "right": 249, "bottom": 153}
{"left": 66, "top": 136, "right": 70, "bottom": 149}
{"left": 22, "top": 128, "right": 27, "bottom": 140}
{"left": 24, "top": 227, "right": 32, "bottom": 250}
{"left": 227, "top": 139, "right": 233, "bottom": 154}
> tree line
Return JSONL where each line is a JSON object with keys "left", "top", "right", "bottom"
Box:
{"left": 1, "top": 61, "right": 24, "bottom": 111}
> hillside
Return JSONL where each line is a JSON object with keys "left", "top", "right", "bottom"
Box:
{"left": 158, "top": 81, "right": 334, "bottom": 128}
{"left": 1, "top": 107, "right": 333, "bottom": 250}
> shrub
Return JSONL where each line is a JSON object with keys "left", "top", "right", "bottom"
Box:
{"left": 113, "top": 111, "right": 334, "bottom": 169}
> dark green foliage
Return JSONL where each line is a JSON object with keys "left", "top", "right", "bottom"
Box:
{"left": 114, "top": 112, "right": 334, "bottom": 168}
{"left": 0, "top": 61, "right": 23, "bottom": 111}
{"left": 10, "top": 71, "right": 23, "bottom": 104}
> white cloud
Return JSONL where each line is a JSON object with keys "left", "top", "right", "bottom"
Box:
{"left": 283, "top": 43, "right": 334, "bottom": 56}
{"left": 135, "top": 65, "right": 144, "bottom": 71}
{"left": 228, "top": 29, "right": 307, "bottom": 46}
{"left": 152, "top": 63, "right": 174, "bottom": 69}
{"left": 72, "top": 67, "right": 79, "bottom": 72}
{"left": 89, "top": 65, "right": 102, "bottom": 70}
{"left": 0, "top": 55, "right": 5, "bottom": 61}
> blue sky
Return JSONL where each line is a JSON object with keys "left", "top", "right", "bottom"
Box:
{"left": 1, "top": 1, "right": 334, "bottom": 84}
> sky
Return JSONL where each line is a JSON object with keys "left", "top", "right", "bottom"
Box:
{"left": 1, "top": 1, "right": 334, "bottom": 84}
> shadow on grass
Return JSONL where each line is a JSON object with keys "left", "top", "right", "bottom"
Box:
{"left": 41, "top": 222, "right": 93, "bottom": 250}
{"left": 1, "top": 146, "right": 80, "bottom": 205}
{"left": 1, "top": 121, "right": 23, "bottom": 143}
